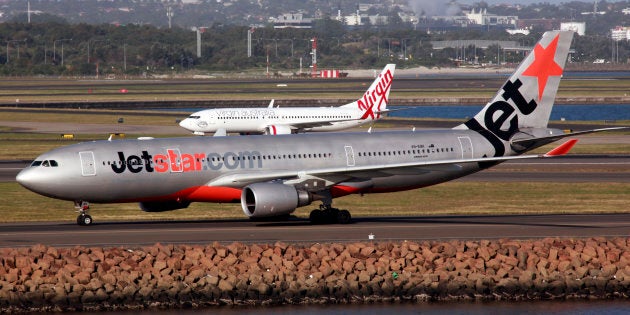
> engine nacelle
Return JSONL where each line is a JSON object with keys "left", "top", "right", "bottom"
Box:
{"left": 241, "top": 183, "right": 312, "bottom": 218}
{"left": 265, "top": 125, "right": 293, "bottom": 135}
{"left": 140, "top": 200, "right": 191, "bottom": 212}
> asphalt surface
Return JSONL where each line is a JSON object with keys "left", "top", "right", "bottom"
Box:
{"left": 1, "top": 213, "right": 629, "bottom": 248}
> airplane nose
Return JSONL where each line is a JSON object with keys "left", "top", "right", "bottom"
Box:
{"left": 16, "top": 167, "right": 36, "bottom": 190}
{"left": 16, "top": 165, "right": 66, "bottom": 198}
{"left": 179, "top": 119, "right": 192, "bottom": 131}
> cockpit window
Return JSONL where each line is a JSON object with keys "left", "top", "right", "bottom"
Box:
{"left": 188, "top": 115, "right": 201, "bottom": 119}
{"left": 32, "top": 160, "right": 59, "bottom": 167}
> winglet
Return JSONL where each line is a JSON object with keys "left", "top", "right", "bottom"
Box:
{"left": 543, "top": 139, "right": 578, "bottom": 157}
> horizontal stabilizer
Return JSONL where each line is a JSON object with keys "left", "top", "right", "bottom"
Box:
{"left": 376, "top": 106, "right": 412, "bottom": 114}
{"left": 512, "top": 127, "right": 629, "bottom": 148}
{"left": 543, "top": 139, "right": 578, "bottom": 157}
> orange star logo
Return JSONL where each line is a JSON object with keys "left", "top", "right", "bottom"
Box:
{"left": 522, "top": 34, "right": 564, "bottom": 101}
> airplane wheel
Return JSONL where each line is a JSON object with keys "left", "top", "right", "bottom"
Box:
{"left": 77, "top": 214, "right": 93, "bottom": 226}
{"left": 309, "top": 209, "right": 324, "bottom": 224}
{"left": 337, "top": 210, "right": 351, "bottom": 224}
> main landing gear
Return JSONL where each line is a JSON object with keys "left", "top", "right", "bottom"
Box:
{"left": 75, "top": 201, "right": 93, "bottom": 226}
{"left": 309, "top": 204, "right": 352, "bottom": 225}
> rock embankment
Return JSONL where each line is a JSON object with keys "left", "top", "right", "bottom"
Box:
{"left": 1, "top": 237, "right": 629, "bottom": 312}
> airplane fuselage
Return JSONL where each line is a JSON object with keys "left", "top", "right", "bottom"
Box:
{"left": 179, "top": 64, "right": 395, "bottom": 135}
{"left": 17, "top": 130, "right": 500, "bottom": 204}
{"left": 180, "top": 106, "right": 372, "bottom": 134}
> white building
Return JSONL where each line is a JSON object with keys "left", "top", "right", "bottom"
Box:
{"left": 611, "top": 26, "right": 630, "bottom": 41}
{"left": 272, "top": 13, "right": 313, "bottom": 29}
{"left": 334, "top": 10, "right": 387, "bottom": 26}
{"left": 466, "top": 8, "right": 517, "bottom": 27}
{"left": 560, "top": 22, "right": 586, "bottom": 36}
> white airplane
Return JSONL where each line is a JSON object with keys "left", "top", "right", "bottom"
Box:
{"left": 179, "top": 64, "right": 395, "bottom": 135}
{"left": 16, "top": 31, "right": 624, "bottom": 226}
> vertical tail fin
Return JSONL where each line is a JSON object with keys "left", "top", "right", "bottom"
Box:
{"left": 342, "top": 64, "right": 396, "bottom": 120}
{"left": 455, "top": 31, "right": 574, "bottom": 156}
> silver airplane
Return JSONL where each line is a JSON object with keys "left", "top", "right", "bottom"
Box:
{"left": 179, "top": 64, "right": 395, "bottom": 136}
{"left": 15, "top": 31, "right": 619, "bottom": 226}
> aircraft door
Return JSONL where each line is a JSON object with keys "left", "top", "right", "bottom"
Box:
{"left": 79, "top": 151, "right": 96, "bottom": 176}
{"left": 458, "top": 136, "right": 473, "bottom": 159}
{"left": 168, "top": 148, "right": 183, "bottom": 173}
{"left": 344, "top": 145, "right": 355, "bottom": 166}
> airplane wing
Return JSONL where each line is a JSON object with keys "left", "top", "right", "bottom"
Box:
{"left": 263, "top": 116, "right": 366, "bottom": 132}
{"left": 206, "top": 139, "right": 578, "bottom": 188}
{"left": 511, "top": 127, "right": 628, "bottom": 148}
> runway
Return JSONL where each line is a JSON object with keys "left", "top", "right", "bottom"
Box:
{"left": 0, "top": 213, "right": 628, "bottom": 248}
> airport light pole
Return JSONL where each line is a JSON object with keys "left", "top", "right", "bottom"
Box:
{"left": 123, "top": 43, "right": 127, "bottom": 72}
{"left": 53, "top": 38, "right": 72, "bottom": 66}
{"left": 277, "top": 39, "right": 294, "bottom": 57}
{"left": 88, "top": 39, "right": 108, "bottom": 78}
{"left": 6, "top": 39, "right": 25, "bottom": 64}
{"left": 88, "top": 39, "right": 107, "bottom": 64}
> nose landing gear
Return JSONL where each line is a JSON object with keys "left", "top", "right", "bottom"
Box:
{"left": 75, "top": 201, "right": 93, "bottom": 226}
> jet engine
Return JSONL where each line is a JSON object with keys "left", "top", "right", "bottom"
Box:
{"left": 265, "top": 125, "right": 293, "bottom": 135}
{"left": 140, "top": 200, "right": 191, "bottom": 212}
{"left": 241, "top": 183, "right": 312, "bottom": 218}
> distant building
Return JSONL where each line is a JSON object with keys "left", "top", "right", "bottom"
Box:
{"left": 506, "top": 28, "right": 530, "bottom": 35}
{"left": 611, "top": 26, "right": 630, "bottom": 41}
{"left": 466, "top": 8, "right": 517, "bottom": 27}
{"left": 429, "top": 8, "right": 517, "bottom": 30}
{"left": 517, "top": 19, "right": 559, "bottom": 31}
{"left": 561, "top": 22, "right": 586, "bottom": 36}
{"left": 332, "top": 9, "right": 391, "bottom": 27}
{"left": 335, "top": 10, "right": 364, "bottom": 26}
{"left": 272, "top": 13, "right": 312, "bottom": 29}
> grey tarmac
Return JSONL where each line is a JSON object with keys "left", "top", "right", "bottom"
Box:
{"left": 0, "top": 213, "right": 629, "bottom": 248}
